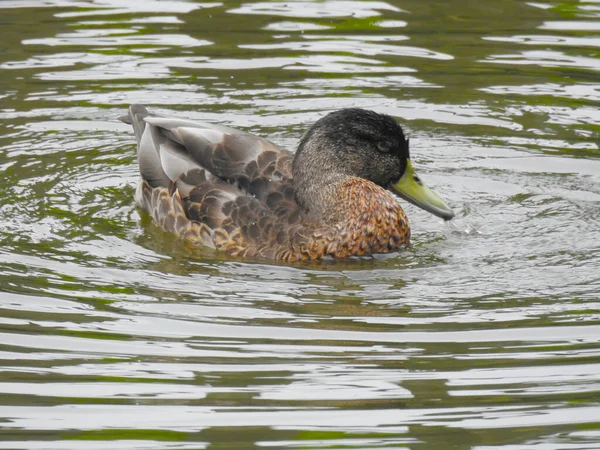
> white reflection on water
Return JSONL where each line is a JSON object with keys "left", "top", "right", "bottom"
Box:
{"left": 541, "top": 20, "right": 600, "bottom": 31}
{"left": 23, "top": 31, "right": 212, "bottom": 47}
{"left": 482, "top": 50, "right": 600, "bottom": 71}
{"left": 14, "top": 55, "right": 420, "bottom": 80}
{"left": 1, "top": 404, "right": 599, "bottom": 431}
{"left": 263, "top": 21, "right": 333, "bottom": 32}
{"left": 484, "top": 35, "right": 600, "bottom": 47}
{"left": 480, "top": 83, "right": 600, "bottom": 101}
{"left": 0, "top": 443, "right": 207, "bottom": 450}
{"left": 0, "top": 382, "right": 211, "bottom": 399}
{"left": 241, "top": 40, "right": 453, "bottom": 60}
{"left": 228, "top": 1, "right": 404, "bottom": 18}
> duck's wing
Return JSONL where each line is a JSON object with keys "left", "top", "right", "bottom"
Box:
{"left": 137, "top": 109, "right": 293, "bottom": 198}
{"left": 121, "top": 103, "right": 296, "bottom": 196}
{"left": 122, "top": 105, "right": 302, "bottom": 258}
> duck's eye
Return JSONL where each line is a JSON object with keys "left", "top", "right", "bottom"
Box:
{"left": 377, "top": 142, "right": 391, "bottom": 153}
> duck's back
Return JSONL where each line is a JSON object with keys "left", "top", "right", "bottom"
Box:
{"left": 122, "top": 105, "right": 307, "bottom": 259}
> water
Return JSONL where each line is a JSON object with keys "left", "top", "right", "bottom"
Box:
{"left": 1, "top": 0, "right": 600, "bottom": 448}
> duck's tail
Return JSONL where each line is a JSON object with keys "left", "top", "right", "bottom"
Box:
{"left": 119, "top": 104, "right": 151, "bottom": 144}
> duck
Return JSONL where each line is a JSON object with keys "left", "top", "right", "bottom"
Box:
{"left": 121, "top": 105, "right": 454, "bottom": 262}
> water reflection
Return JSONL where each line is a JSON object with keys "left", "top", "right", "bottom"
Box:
{"left": 483, "top": 50, "right": 600, "bottom": 71}
{"left": 23, "top": 30, "right": 212, "bottom": 47}
{"left": 228, "top": 1, "right": 404, "bottom": 18}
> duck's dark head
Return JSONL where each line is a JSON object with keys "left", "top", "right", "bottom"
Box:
{"left": 293, "top": 108, "right": 454, "bottom": 221}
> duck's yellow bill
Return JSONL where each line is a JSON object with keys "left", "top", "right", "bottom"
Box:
{"left": 389, "top": 160, "right": 454, "bottom": 221}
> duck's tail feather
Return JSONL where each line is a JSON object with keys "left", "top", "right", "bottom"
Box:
{"left": 123, "top": 105, "right": 175, "bottom": 189}
{"left": 124, "top": 104, "right": 152, "bottom": 143}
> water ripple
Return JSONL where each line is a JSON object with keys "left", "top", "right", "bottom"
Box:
{"left": 228, "top": 1, "right": 404, "bottom": 18}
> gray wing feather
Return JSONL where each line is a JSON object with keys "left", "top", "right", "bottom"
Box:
{"left": 144, "top": 116, "right": 242, "bottom": 136}
{"left": 158, "top": 142, "right": 197, "bottom": 183}
{"left": 137, "top": 118, "right": 170, "bottom": 188}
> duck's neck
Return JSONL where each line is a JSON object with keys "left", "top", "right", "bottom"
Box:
{"left": 293, "top": 171, "right": 350, "bottom": 222}
{"left": 292, "top": 134, "right": 358, "bottom": 222}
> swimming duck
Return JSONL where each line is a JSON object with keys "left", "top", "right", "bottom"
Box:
{"left": 121, "top": 105, "right": 453, "bottom": 261}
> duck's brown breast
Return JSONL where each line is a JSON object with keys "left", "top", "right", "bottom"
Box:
{"left": 283, "top": 178, "right": 410, "bottom": 261}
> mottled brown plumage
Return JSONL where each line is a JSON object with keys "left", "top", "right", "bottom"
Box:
{"left": 121, "top": 105, "right": 453, "bottom": 261}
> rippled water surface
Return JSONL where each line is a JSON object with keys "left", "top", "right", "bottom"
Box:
{"left": 1, "top": 0, "right": 600, "bottom": 448}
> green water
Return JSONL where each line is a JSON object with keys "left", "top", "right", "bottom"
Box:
{"left": 1, "top": 0, "right": 600, "bottom": 449}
